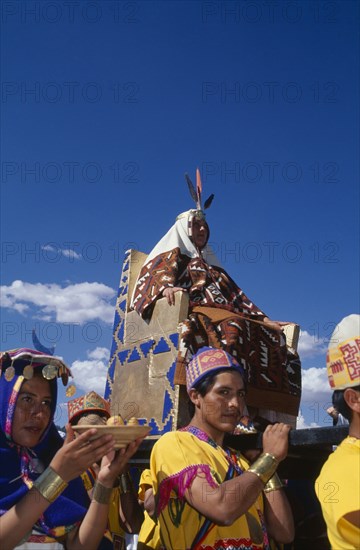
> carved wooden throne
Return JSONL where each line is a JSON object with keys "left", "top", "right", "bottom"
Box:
{"left": 105, "top": 250, "right": 190, "bottom": 435}
{"left": 105, "top": 250, "right": 300, "bottom": 435}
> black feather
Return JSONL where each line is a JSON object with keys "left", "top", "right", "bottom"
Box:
{"left": 204, "top": 193, "right": 214, "bottom": 209}
{"left": 185, "top": 173, "right": 198, "bottom": 203}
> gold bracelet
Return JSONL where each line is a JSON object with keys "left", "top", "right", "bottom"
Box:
{"left": 247, "top": 453, "right": 279, "bottom": 485}
{"left": 33, "top": 467, "right": 68, "bottom": 503}
{"left": 92, "top": 482, "right": 113, "bottom": 505}
{"left": 263, "top": 473, "right": 285, "bottom": 493}
{"left": 119, "top": 472, "right": 132, "bottom": 495}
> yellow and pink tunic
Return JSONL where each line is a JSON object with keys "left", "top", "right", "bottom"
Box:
{"left": 150, "top": 425, "right": 270, "bottom": 550}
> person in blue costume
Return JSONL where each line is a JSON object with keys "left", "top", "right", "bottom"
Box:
{"left": 0, "top": 348, "right": 143, "bottom": 550}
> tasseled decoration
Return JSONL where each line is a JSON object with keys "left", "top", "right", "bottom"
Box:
{"left": 157, "top": 464, "right": 218, "bottom": 524}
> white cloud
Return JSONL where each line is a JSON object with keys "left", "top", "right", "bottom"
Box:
{"left": 299, "top": 367, "right": 333, "bottom": 427}
{"left": 0, "top": 280, "right": 116, "bottom": 324}
{"left": 298, "top": 330, "right": 328, "bottom": 358}
{"left": 0, "top": 292, "right": 29, "bottom": 314}
{"left": 60, "top": 249, "right": 82, "bottom": 260}
{"left": 88, "top": 347, "right": 110, "bottom": 361}
{"left": 55, "top": 348, "right": 109, "bottom": 426}
{"left": 297, "top": 333, "right": 332, "bottom": 425}
{"left": 41, "top": 244, "right": 81, "bottom": 260}
{"left": 301, "top": 366, "right": 330, "bottom": 402}
{"left": 296, "top": 412, "right": 320, "bottom": 429}
{"left": 70, "top": 346, "right": 110, "bottom": 395}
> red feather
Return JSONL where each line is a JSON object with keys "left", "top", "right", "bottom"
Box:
{"left": 196, "top": 168, "right": 202, "bottom": 195}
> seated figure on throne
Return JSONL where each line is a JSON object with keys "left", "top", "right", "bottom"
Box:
{"left": 131, "top": 170, "right": 301, "bottom": 424}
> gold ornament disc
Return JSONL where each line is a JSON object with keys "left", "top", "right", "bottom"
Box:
{"left": 66, "top": 384, "right": 76, "bottom": 397}
{"left": 42, "top": 364, "right": 58, "bottom": 380}
{"left": 5, "top": 366, "right": 15, "bottom": 381}
{"left": 23, "top": 365, "right": 34, "bottom": 380}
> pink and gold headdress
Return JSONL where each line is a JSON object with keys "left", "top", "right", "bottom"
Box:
{"left": 68, "top": 391, "right": 110, "bottom": 424}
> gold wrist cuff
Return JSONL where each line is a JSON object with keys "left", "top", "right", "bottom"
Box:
{"left": 92, "top": 482, "right": 113, "bottom": 504}
{"left": 247, "top": 453, "right": 279, "bottom": 485}
{"left": 33, "top": 467, "right": 68, "bottom": 503}
{"left": 119, "top": 472, "right": 132, "bottom": 495}
{"left": 263, "top": 473, "right": 285, "bottom": 493}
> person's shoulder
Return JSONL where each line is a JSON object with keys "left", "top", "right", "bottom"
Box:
{"left": 139, "top": 468, "right": 152, "bottom": 485}
{"left": 150, "top": 431, "right": 195, "bottom": 470}
{"left": 152, "top": 431, "right": 184, "bottom": 449}
{"left": 338, "top": 436, "right": 360, "bottom": 455}
{"left": 317, "top": 449, "right": 338, "bottom": 478}
{"left": 318, "top": 437, "right": 359, "bottom": 480}
{"left": 153, "top": 430, "right": 198, "bottom": 453}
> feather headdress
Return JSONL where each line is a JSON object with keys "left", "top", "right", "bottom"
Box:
{"left": 185, "top": 168, "right": 214, "bottom": 213}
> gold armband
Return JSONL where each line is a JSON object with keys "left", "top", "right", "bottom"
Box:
{"left": 33, "top": 467, "right": 68, "bottom": 503}
{"left": 92, "top": 481, "right": 113, "bottom": 505}
{"left": 247, "top": 453, "right": 279, "bottom": 485}
{"left": 263, "top": 473, "right": 285, "bottom": 493}
{"left": 119, "top": 472, "right": 132, "bottom": 495}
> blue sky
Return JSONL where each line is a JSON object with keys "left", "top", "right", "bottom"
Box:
{"left": 1, "top": 0, "right": 359, "bottom": 428}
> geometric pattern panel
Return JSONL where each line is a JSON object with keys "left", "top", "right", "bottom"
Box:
{"left": 105, "top": 250, "right": 188, "bottom": 436}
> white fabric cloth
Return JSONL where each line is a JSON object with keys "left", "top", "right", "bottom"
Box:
{"left": 16, "top": 530, "right": 63, "bottom": 549}
{"left": 130, "top": 210, "right": 222, "bottom": 308}
{"left": 145, "top": 210, "right": 220, "bottom": 266}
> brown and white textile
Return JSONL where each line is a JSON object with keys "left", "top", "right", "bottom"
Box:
{"left": 131, "top": 211, "right": 301, "bottom": 416}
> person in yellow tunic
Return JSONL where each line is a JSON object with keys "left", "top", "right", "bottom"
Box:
{"left": 67, "top": 391, "right": 144, "bottom": 550}
{"left": 137, "top": 469, "right": 160, "bottom": 550}
{"left": 150, "top": 346, "right": 294, "bottom": 549}
{"left": 316, "top": 314, "right": 360, "bottom": 550}
{"left": 68, "top": 391, "right": 126, "bottom": 549}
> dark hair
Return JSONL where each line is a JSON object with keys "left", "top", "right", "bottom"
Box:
{"left": 71, "top": 411, "right": 108, "bottom": 427}
{"left": 188, "top": 367, "right": 245, "bottom": 417}
{"left": 332, "top": 384, "right": 360, "bottom": 422}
